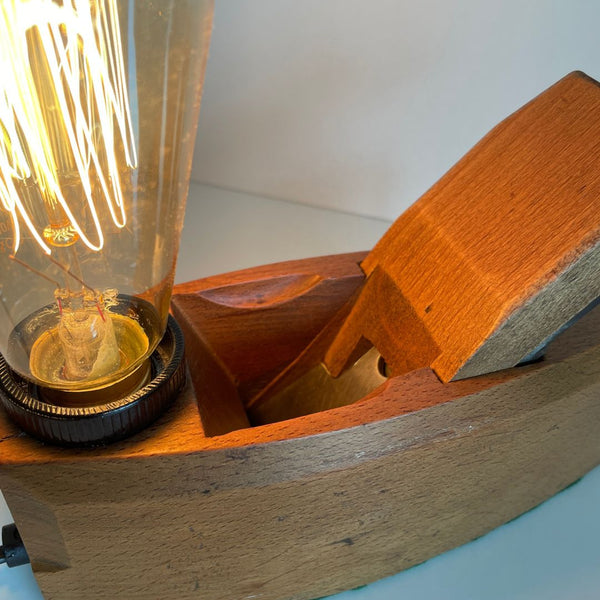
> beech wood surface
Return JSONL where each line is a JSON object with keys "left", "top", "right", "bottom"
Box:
{"left": 171, "top": 253, "right": 366, "bottom": 434}
{"left": 1, "top": 72, "right": 600, "bottom": 600}
{"left": 325, "top": 71, "right": 600, "bottom": 383}
{"left": 0, "top": 254, "right": 599, "bottom": 600}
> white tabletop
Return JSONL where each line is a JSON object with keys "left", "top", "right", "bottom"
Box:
{"left": 2, "top": 183, "right": 599, "bottom": 599}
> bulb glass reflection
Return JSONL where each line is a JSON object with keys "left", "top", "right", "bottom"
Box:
{"left": 0, "top": 0, "right": 212, "bottom": 396}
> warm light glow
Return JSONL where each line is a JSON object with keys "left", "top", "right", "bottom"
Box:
{"left": 0, "top": 0, "right": 212, "bottom": 397}
{"left": 0, "top": 0, "right": 143, "bottom": 391}
{"left": 0, "top": 0, "right": 137, "bottom": 255}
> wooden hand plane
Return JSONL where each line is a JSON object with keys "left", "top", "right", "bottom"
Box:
{"left": 1, "top": 71, "right": 599, "bottom": 600}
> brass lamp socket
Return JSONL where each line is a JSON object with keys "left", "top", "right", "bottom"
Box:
{"left": 0, "top": 315, "right": 185, "bottom": 446}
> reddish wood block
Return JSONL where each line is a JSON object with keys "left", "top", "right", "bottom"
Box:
{"left": 326, "top": 71, "right": 600, "bottom": 383}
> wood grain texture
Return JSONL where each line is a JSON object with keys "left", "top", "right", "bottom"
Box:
{"left": 325, "top": 71, "right": 600, "bottom": 382}
{"left": 324, "top": 266, "right": 441, "bottom": 378}
{"left": 171, "top": 253, "right": 366, "bottom": 434}
{"left": 2, "top": 72, "right": 600, "bottom": 600}
{"left": 0, "top": 253, "right": 599, "bottom": 600}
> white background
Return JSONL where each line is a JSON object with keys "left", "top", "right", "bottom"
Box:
{"left": 191, "top": 0, "right": 600, "bottom": 220}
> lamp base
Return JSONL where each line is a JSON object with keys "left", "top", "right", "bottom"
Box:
{"left": 0, "top": 254, "right": 598, "bottom": 599}
{"left": 0, "top": 315, "right": 185, "bottom": 446}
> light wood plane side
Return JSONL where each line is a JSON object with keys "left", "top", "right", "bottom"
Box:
{"left": 0, "top": 253, "right": 598, "bottom": 600}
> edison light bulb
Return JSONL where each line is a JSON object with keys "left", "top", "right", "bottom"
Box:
{"left": 0, "top": 0, "right": 213, "bottom": 405}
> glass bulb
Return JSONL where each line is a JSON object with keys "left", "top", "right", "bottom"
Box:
{"left": 0, "top": 0, "right": 213, "bottom": 397}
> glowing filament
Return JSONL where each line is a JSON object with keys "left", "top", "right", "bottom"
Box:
{"left": 0, "top": 0, "right": 137, "bottom": 254}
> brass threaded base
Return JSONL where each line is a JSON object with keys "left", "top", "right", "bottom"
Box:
{"left": 0, "top": 315, "right": 185, "bottom": 446}
{"left": 39, "top": 360, "right": 152, "bottom": 408}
